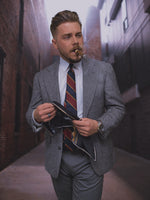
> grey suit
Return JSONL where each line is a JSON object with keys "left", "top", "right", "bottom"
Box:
{"left": 26, "top": 56, "right": 125, "bottom": 179}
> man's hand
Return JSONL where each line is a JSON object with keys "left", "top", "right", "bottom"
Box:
{"left": 34, "top": 103, "right": 56, "bottom": 123}
{"left": 73, "top": 118, "right": 98, "bottom": 137}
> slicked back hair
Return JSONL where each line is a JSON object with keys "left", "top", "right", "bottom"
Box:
{"left": 50, "top": 10, "right": 82, "bottom": 38}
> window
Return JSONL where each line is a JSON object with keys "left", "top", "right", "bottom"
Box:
{"left": 143, "top": 0, "right": 150, "bottom": 13}
{"left": 14, "top": 73, "right": 21, "bottom": 132}
{"left": 19, "top": 0, "right": 24, "bottom": 46}
{"left": 0, "top": 47, "right": 6, "bottom": 127}
{"left": 122, "top": 0, "right": 128, "bottom": 32}
{"left": 109, "top": 0, "right": 122, "bottom": 20}
{"left": 0, "top": 47, "right": 6, "bottom": 85}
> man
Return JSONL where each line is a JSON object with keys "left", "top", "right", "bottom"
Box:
{"left": 26, "top": 10, "right": 125, "bottom": 200}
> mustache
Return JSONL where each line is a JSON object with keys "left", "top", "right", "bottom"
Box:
{"left": 71, "top": 46, "right": 84, "bottom": 56}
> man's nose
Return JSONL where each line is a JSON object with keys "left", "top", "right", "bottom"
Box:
{"left": 72, "top": 36, "right": 79, "bottom": 44}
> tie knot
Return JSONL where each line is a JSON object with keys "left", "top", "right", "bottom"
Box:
{"left": 69, "top": 63, "right": 73, "bottom": 70}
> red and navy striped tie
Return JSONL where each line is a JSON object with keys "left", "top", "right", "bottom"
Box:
{"left": 63, "top": 63, "right": 77, "bottom": 151}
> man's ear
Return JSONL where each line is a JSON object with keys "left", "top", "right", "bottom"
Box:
{"left": 52, "top": 38, "right": 58, "bottom": 49}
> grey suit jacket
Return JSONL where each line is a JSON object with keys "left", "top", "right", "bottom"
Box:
{"left": 26, "top": 56, "right": 125, "bottom": 178}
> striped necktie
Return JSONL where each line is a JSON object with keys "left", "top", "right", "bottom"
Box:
{"left": 63, "top": 63, "right": 77, "bottom": 151}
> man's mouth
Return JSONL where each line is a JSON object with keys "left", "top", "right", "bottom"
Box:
{"left": 72, "top": 48, "right": 83, "bottom": 56}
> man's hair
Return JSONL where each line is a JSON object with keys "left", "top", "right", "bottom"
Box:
{"left": 50, "top": 10, "right": 82, "bottom": 37}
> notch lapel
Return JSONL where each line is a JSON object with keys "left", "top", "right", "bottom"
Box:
{"left": 43, "top": 60, "right": 61, "bottom": 103}
{"left": 82, "top": 57, "right": 98, "bottom": 117}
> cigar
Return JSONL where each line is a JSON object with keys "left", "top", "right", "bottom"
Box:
{"left": 75, "top": 49, "right": 83, "bottom": 56}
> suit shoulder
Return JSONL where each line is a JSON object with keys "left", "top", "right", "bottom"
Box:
{"left": 34, "top": 62, "right": 58, "bottom": 78}
{"left": 41, "top": 62, "right": 57, "bottom": 73}
{"left": 85, "top": 56, "right": 113, "bottom": 72}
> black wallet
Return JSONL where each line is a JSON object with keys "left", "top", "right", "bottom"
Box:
{"left": 43, "top": 101, "right": 96, "bottom": 160}
{"left": 43, "top": 101, "right": 80, "bottom": 134}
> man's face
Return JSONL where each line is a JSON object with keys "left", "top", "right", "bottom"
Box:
{"left": 52, "top": 22, "right": 84, "bottom": 63}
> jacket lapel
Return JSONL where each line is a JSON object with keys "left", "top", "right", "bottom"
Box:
{"left": 44, "top": 60, "right": 61, "bottom": 103}
{"left": 82, "top": 57, "right": 97, "bottom": 117}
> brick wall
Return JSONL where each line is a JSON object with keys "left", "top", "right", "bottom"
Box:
{"left": 0, "top": 0, "right": 51, "bottom": 169}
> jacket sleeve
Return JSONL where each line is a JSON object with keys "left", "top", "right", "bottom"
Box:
{"left": 26, "top": 72, "right": 43, "bottom": 133}
{"left": 97, "top": 63, "right": 125, "bottom": 139}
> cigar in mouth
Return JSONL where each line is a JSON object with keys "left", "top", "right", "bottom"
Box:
{"left": 74, "top": 49, "right": 83, "bottom": 56}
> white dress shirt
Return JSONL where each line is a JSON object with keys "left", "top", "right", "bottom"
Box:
{"left": 59, "top": 57, "right": 83, "bottom": 118}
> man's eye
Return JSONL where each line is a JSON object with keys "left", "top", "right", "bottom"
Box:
{"left": 76, "top": 33, "right": 82, "bottom": 38}
{"left": 63, "top": 35, "right": 71, "bottom": 39}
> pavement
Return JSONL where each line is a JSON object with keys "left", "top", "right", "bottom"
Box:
{"left": 0, "top": 142, "right": 150, "bottom": 200}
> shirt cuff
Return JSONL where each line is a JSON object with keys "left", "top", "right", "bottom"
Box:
{"left": 32, "top": 110, "right": 42, "bottom": 129}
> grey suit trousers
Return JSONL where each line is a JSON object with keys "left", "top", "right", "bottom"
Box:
{"left": 52, "top": 150, "right": 104, "bottom": 200}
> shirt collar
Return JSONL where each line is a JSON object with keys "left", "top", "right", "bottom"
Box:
{"left": 60, "top": 57, "right": 81, "bottom": 72}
